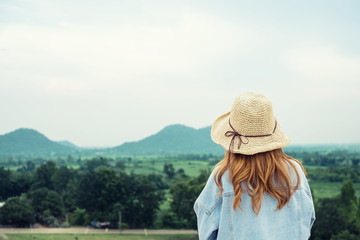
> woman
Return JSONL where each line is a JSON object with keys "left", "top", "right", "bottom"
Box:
{"left": 194, "top": 92, "right": 315, "bottom": 240}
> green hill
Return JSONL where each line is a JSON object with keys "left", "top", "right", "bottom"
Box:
{"left": 111, "top": 124, "right": 224, "bottom": 154}
{"left": 0, "top": 128, "right": 78, "bottom": 157}
{"left": 3, "top": 125, "right": 355, "bottom": 158}
{"left": 0, "top": 125, "right": 224, "bottom": 157}
{"left": 57, "top": 140, "right": 81, "bottom": 150}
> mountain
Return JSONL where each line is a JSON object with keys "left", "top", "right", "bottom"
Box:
{"left": 57, "top": 140, "right": 80, "bottom": 150}
{"left": 0, "top": 125, "right": 224, "bottom": 157}
{"left": 111, "top": 124, "right": 224, "bottom": 154}
{"left": 1, "top": 126, "right": 358, "bottom": 158}
{"left": 0, "top": 128, "right": 78, "bottom": 157}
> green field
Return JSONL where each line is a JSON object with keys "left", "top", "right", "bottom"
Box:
{"left": 6, "top": 234, "right": 198, "bottom": 240}
{"left": 309, "top": 181, "right": 360, "bottom": 199}
{"left": 124, "top": 159, "right": 213, "bottom": 177}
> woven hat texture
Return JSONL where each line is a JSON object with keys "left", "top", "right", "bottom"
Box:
{"left": 211, "top": 92, "right": 290, "bottom": 155}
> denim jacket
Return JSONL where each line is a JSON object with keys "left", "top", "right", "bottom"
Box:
{"left": 194, "top": 161, "right": 315, "bottom": 240}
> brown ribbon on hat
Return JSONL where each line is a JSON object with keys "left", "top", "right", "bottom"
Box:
{"left": 225, "top": 118, "right": 277, "bottom": 163}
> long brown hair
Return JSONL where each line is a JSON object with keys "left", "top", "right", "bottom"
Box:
{"left": 214, "top": 148, "right": 306, "bottom": 215}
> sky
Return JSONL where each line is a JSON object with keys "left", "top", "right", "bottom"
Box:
{"left": 0, "top": 0, "right": 359, "bottom": 147}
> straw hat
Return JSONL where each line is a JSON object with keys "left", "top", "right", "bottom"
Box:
{"left": 211, "top": 92, "right": 290, "bottom": 155}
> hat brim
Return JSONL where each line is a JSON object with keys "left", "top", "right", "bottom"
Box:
{"left": 211, "top": 111, "right": 291, "bottom": 155}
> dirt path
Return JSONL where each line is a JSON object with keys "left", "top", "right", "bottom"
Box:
{"left": 0, "top": 228, "right": 197, "bottom": 235}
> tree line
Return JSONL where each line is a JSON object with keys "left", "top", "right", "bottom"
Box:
{"left": 286, "top": 149, "right": 360, "bottom": 167}
{"left": 310, "top": 180, "right": 360, "bottom": 240}
{"left": 0, "top": 158, "right": 206, "bottom": 229}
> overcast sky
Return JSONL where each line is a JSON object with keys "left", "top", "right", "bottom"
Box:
{"left": 0, "top": 0, "right": 359, "bottom": 147}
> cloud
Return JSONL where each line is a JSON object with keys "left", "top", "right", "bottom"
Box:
{"left": 0, "top": 11, "right": 259, "bottom": 96}
{"left": 1, "top": 1, "right": 359, "bottom": 145}
{"left": 284, "top": 46, "right": 360, "bottom": 82}
{"left": 43, "top": 77, "right": 94, "bottom": 96}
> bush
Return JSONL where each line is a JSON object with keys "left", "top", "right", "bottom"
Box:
{"left": 330, "top": 230, "right": 360, "bottom": 240}
{"left": 60, "top": 222, "right": 71, "bottom": 228}
{"left": 70, "top": 208, "right": 90, "bottom": 226}
{"left": 0, "top": 197, "right": 35, "bottom": 227}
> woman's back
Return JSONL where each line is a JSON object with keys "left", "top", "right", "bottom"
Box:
{"left": 194, "top": 158, "right": 315, "bottom": 240}
{"left": 194, "top": 92, "right": 315, "bottom": 240}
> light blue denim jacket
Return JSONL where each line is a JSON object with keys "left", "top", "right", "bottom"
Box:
{"left": 194, "top": 161, "right": 315, "bottom": 240}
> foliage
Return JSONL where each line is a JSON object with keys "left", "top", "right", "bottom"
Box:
{"left": 310, "top": 180, "right": 360, "bottom": 240}
{"left": 32, "top": 161, "right": 56, "bottom": 190}
{"left": 115, "top": 160, "right": 126, "bottom": 170}
{"left": 80, "top": 157, "right": 110, "bottom": 171}
{"left": 123, "top": 173, "right": 165, "bottom": 228}
{"left": 0, "top": 167, "right": 12, "bottom": 201}
{"left": 310, "top": 198, "right": 348, "bottom": 240}
{"left": 330, "top": 230, "right": 360, "bottom": 240}
{"left": 307, "top": 165, "right": 360, "bottom": 183}
{"left": 10, "top": 172, "right": 32, "bottom": 197}
{"left": 2, "top": 149, "right": 360, "bottom": 237}
{"left": 62, "top": 179, "right": 78, "bottom": 212}
{"left": 69, "top": 208, "right": 89, "bottom": 226}
{"left": 168, "top": 169, "right": 209, "bottom": 229}
{"left": 6, "top": 234, "right": 199, "bottom": 240}
{"left": 0, "top": 197, "right": 35, "bottom": 226}
{"left": 339, "top": 180, "right": 358, "bottom": 221}
{"left": 163, "top": 163, "right": 175, "bottom": 179}
{"left": 286, "top": 148, "right": 360, "bottom": 167}
{"left": 27, "top": 187, "right": 65, "bottom": 221}
{"left": 76, "top": 167, "right": 122, "bottom": 213}
{"left": 52, "top": 166, "right": 75, "bottom": 194}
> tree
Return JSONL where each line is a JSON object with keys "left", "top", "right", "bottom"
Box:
{"left": 310, "top": 197, "right": 359, "bottom": 239}
{"left": 62, "top": 179, "right": 78, "bottom": 213}
{"left": 10, "top": 172, "right": 32, "bottom": 197}
{"left": 32, "top": 161, "right": 56, "bottom": 190}
{"left": 28, "top": 187, "right": 64, "bottom": 221}
{"left": 0, "top": 167, "right": 12, "bottom": 201}
{"left": 338, "top": 180, "right": 358, "bottom": 222}
{"left": 115, "top": 161, "right": 126, "bottom": 170}
{"left": 51, "top": 166, "right": 75, "bottom": 195}
{"left": 76, "top": 167, "right": 122, "bottom": 213}
{"left": 69, "top": 208, "right": 89, "bottom": 226}
{"left": 168, "top": 169, "right": 209, "bottom": 228}
{"left": 163, "top": 163, "right": 175, "bottom": 179}
{"left": 123, "top": 174, "right": 164, "bottom": 228}
{"left": 66, "top": 154, "right": 75, "bottom": 164}
{"left": 42, "top": 191, "right": 65, "bottom": 217}
{"left": 76, "top": 168, "right": 164, "bottom": 227}
{"left": 147, "top": 173, "right": 168, "bottom": 190}
{"left": 106, "top": 202, "right": 124, "bottom": 222}
{"left": 330, "top": 230, "right": 359, "bottom": 240}
{"left": 17, "top": 160, "right": 36, "bottom": 172}
{"left": 310, "top": 198, "right": 348, "bottom": 240}
{"left": 80, "top": 157, "right": 110, "bottom": 172}
{"left": 0, "top": 197, "right": 35, "bottom": 227}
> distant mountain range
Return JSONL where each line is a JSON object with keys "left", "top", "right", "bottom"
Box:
{"left": 0, "top": 125, "right": 224, "bottom": 158}
{"left": 0, "top": 126, "right": 359, "bottom": 158}
{"left": 0, "top": 128, "right": 79, "bottom": 157}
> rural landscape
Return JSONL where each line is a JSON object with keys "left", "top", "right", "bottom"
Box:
{"left": 0, "top": 125, "right": 359, "bottom": 240}
{"left": 1, "top": 0, "right": 359, "bottom": 239}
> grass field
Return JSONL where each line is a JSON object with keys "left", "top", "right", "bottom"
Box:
{"left": 5, "top": 234, "right": 198, "bottom": 240}
{"left": 309, "top": 181, "right": 360, "bottom": 199}
{"left": 124, "top": 159, "right": 213, "bottom": 177}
